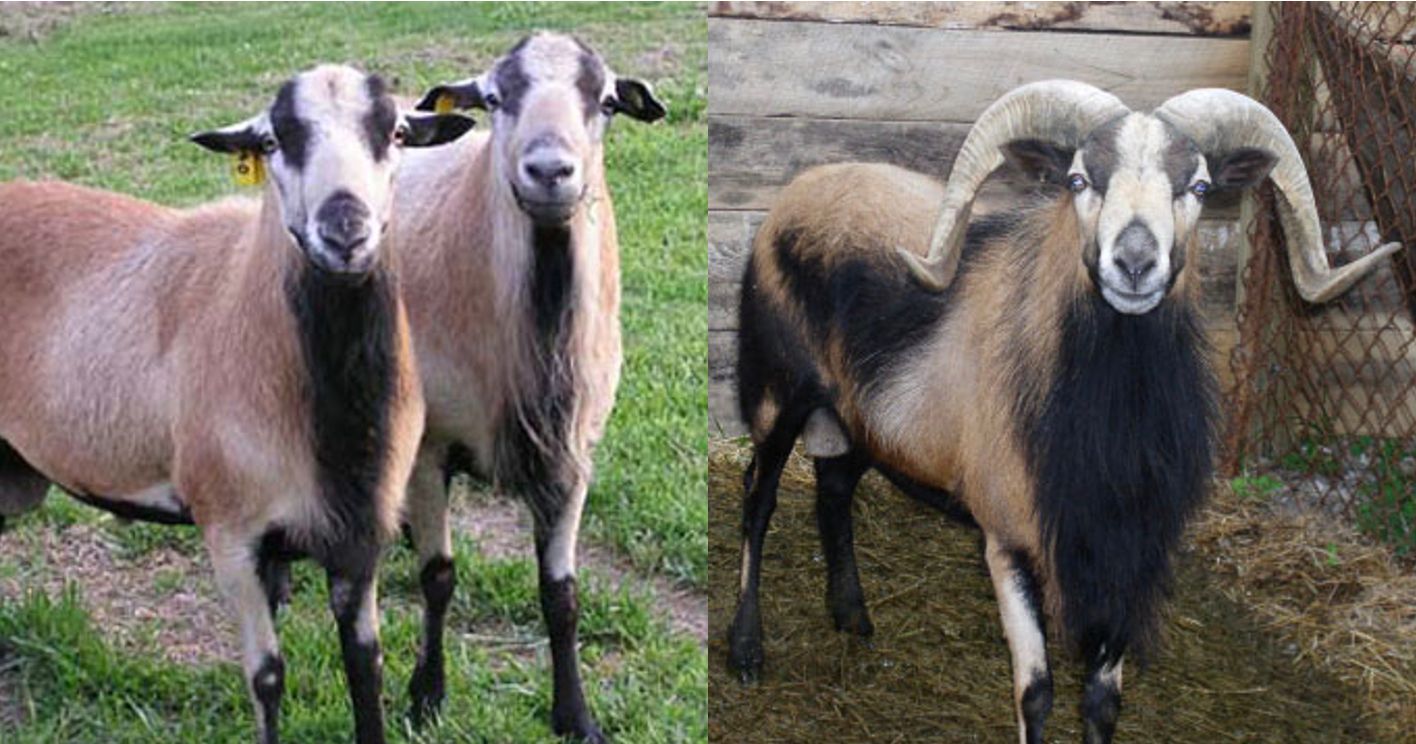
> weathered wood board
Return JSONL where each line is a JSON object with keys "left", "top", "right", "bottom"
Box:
{"left": 710, "top": 2, "right": 1253, "bottom": 37}
{"left": 709, "top": 18, "right": 1251, "bottom": 121}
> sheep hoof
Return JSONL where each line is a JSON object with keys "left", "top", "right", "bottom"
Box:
{"left": 407, "top": 666, "right": 445, "bottom": 731}
{"left": 727, "top": 597, "right": 767, "bottom": 679}
{"left": 831, "top": 604, "right": 875, "bottom": 639}
{"left": 552, "top": 710, "right": 606, "bottom": 743}
{"left": 727, "top": 621, "right": 765, "bottom": 683}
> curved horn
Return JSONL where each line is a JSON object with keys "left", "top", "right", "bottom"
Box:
{"left": 1155, "top": 88, "right": 1402, "bottom": 304}
{"left": 901, "top": 80, "right": 1129, "bottom": 291}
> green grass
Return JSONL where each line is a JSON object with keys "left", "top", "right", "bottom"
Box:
{"left": 0, "top": 519, "right": 704, "bottom": 742}
{"left": 0, "top": 3, "right": 705, "bottom": 742}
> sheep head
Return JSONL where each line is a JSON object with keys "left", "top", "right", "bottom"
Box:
{"left": 901, "top": 81, "right": 1402, "bottom": 310}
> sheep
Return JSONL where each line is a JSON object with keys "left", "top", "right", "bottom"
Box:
{"left": 727, "top": 80, "right": 1402, "bottom": 744}
{"left": 0, "top": 65, "right": 474, "bottom": 744}
{"left": 369, "top": 32, "right": 665, "bottom": 741}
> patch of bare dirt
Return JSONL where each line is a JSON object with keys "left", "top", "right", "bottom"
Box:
{"left": 0, "top": 523, "right": 234, "bottom": 665}
{"left": 449, "top": 478, "right": 707, "bottom": 644}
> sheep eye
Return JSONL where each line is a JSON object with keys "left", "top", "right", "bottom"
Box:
{"left": 1067, "top": 173, "right": 1088, "bottom": 193}
{"left": 1190, "top": 180, "right": 1210, "bottom": 198}
{"left": 601, "top": 96, "right": 618, "bottom": 116}
{"left": 260, "top": 135, "right": 278, "bottom": 155}
{"left": 393, "top": 124, "right": 408, "bottom": 146}
{"left": 483, "top": 92, "right": 501, "bottom": 110}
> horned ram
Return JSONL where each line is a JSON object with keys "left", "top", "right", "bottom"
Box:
{"left": 728, "top": 80, "right": 1401, "bottom": 744}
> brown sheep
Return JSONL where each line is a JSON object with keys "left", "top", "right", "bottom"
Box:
{"left": 0, "top": 65, "right": 473, "bottom": 744}
{"left": 729, "top": 81, "right": 1400, "bottom": 743}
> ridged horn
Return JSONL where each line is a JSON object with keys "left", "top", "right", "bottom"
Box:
{"left": 1155, "top": 88, "right": 1402, "bottom": 304}
{"left": 901, "top": 80, "right": 1129, "bottom": 291}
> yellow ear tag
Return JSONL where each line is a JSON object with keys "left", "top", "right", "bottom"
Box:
{"left": 434, "top": 93, "right": 456, "bottom": 114}
{"left": 232, "top": 150, "right": 265, "bottom": 187}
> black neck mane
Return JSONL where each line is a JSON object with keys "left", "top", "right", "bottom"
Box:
{"left": 495, "top": 224, "right": 580, "bottom": 519}
{"left": 287, "top": 262, "right": 399, "bottom": 556}
{"left": 1019, "top": 292, "right": 1216, "bottom": 666}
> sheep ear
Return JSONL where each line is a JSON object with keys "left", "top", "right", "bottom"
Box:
{"left": 402, "top": 112, "right": 476, "bottom": 148}
{"left": 190, "top": 115, "right": 266, "bottom": 154}
{"left": 415, "top": 78, "right": 485, "bottom": 112}
{"left": 1002, "top": 139, "right": 1075, "bottom": 186}
{"left": 1210, "top": 147, "right": 1278, "bottom": 191}
{"left": 611, "top": 77, "right": 666, "bottom": 122}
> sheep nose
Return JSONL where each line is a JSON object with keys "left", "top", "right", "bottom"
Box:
{"left": 315, "top": 191, "right": 372, "bottom": 258}
{"left": 1113, "top": 222, "right": 1158, "bottom": 289}
{"left": 521, "top": 153, "right": 578, "bottom": 190}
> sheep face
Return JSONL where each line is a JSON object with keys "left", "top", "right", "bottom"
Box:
{"left": 193, "top": 66, "right": 474, "bottom": 274}
{"left": 416, "top": 33, "right": 666, "bottom": 226}
{"left": 1007, "top": 113, "right": 1279, "bottom": 315}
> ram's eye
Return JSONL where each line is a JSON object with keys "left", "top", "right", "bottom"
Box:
{"left": 260, "top": 135, "right": 278, "bottom": 155}
{"left": 601, "top": 96, "right": 618, "bottom": 116}
{"left": 1190, "top": 180, "right": 1210, "bottom": 198}
{"left": 1067, "top": 173, "right": 1088, "bottom": 193}
{"left": 483, "top": 92, "right": 501, "bottom": 110}
{"left": 393, "top": 124, "right": 408, "bottom": 146}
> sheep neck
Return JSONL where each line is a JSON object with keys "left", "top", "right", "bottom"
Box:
{"left": 466, "top": 144, "right": 607, "bottom": 498}
{"left": 254, "top": 186, "right": 402, "bottom": 556}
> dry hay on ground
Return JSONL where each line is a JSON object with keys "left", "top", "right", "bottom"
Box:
{"left": 708, "top": 440, "right": 1409, "bottom": 743}
{"left": 1194, "top": 488, "right": 1416, "bottom": 738}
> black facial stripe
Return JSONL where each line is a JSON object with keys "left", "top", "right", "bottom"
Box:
{"left": 1082, "top": 119, "right": 1124, "bottom": 196}
{"left": 495, "top": 50, "right": 531, "bottom": 117}
{"left": 576, "top": 50, "right": 607, "bottom": 120}
{"left": 363, "top": 75, "right": 398, "bottom": 162}
{"left": 270, "top": 80, "right": 310, "bottom": 169}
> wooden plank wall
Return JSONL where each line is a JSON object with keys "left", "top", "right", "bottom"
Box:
{"left": 708, "top": 1, "right": 1255, "bottom": 437}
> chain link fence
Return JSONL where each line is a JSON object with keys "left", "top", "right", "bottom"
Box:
{"left": 1225, "top": 3, "right": 1416, "bottom": 556}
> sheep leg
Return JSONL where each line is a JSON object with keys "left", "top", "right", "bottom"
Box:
{"left": 983, "top": 537, "right": 1052, "bottom": 744}
{"left": 532, "top": 478, "right": 604, "bottom": 743}
{"left": 208, "top": 531, "right": 285, "bottom": 744}
{"left": 813, "top": 451, "right": 873, "bottom": 637}
{"left": 727, "top": 425, "right": 794, "bottom": 682}
{"left": 326, "top": 553, "right": 387, "bottom": 744}
{"left": 405, "top": 454, "right": 455, "bottom": 728}
{"left": 1082, "top": 654, "right": 1124, "bottom": 744}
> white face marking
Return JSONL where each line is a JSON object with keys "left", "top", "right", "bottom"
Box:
{"left": 1071, "top": 114, "right": 1209, "bottom": 315}
{"left": 482, "top": 34, "right": 616, "bottom": 224}
{"left": 264, "top": 65, "right": 407, "bottom": 274}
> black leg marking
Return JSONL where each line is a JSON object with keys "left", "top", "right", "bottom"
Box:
{"left": 259, "top": 559, "right": 292, "bottom": 619}
{"left": 1082, "top": 659, "right": 1122, "bottom": 744}
{"left": 251, "top": 653, "right": 285, "bottom": 744}
{"left": 328, "top": 567, "right": 387, "bottom": 744}
{"left": 1020, "top": 670, "right": 1054, "bottom": 744}
{"left": 408, "top": 555, "right": 455, "bottom": 729}
{"left": 538, "top": 573, "right": 604, "bottom": 743}
{"left": 813, "top": 452, "right": 873, "bottom": 638}
{"left": 255, "top": 530, "right": 303, "bottom": 618}
{"left": 727, "top": 424, "right": 796, "bottom": 682}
